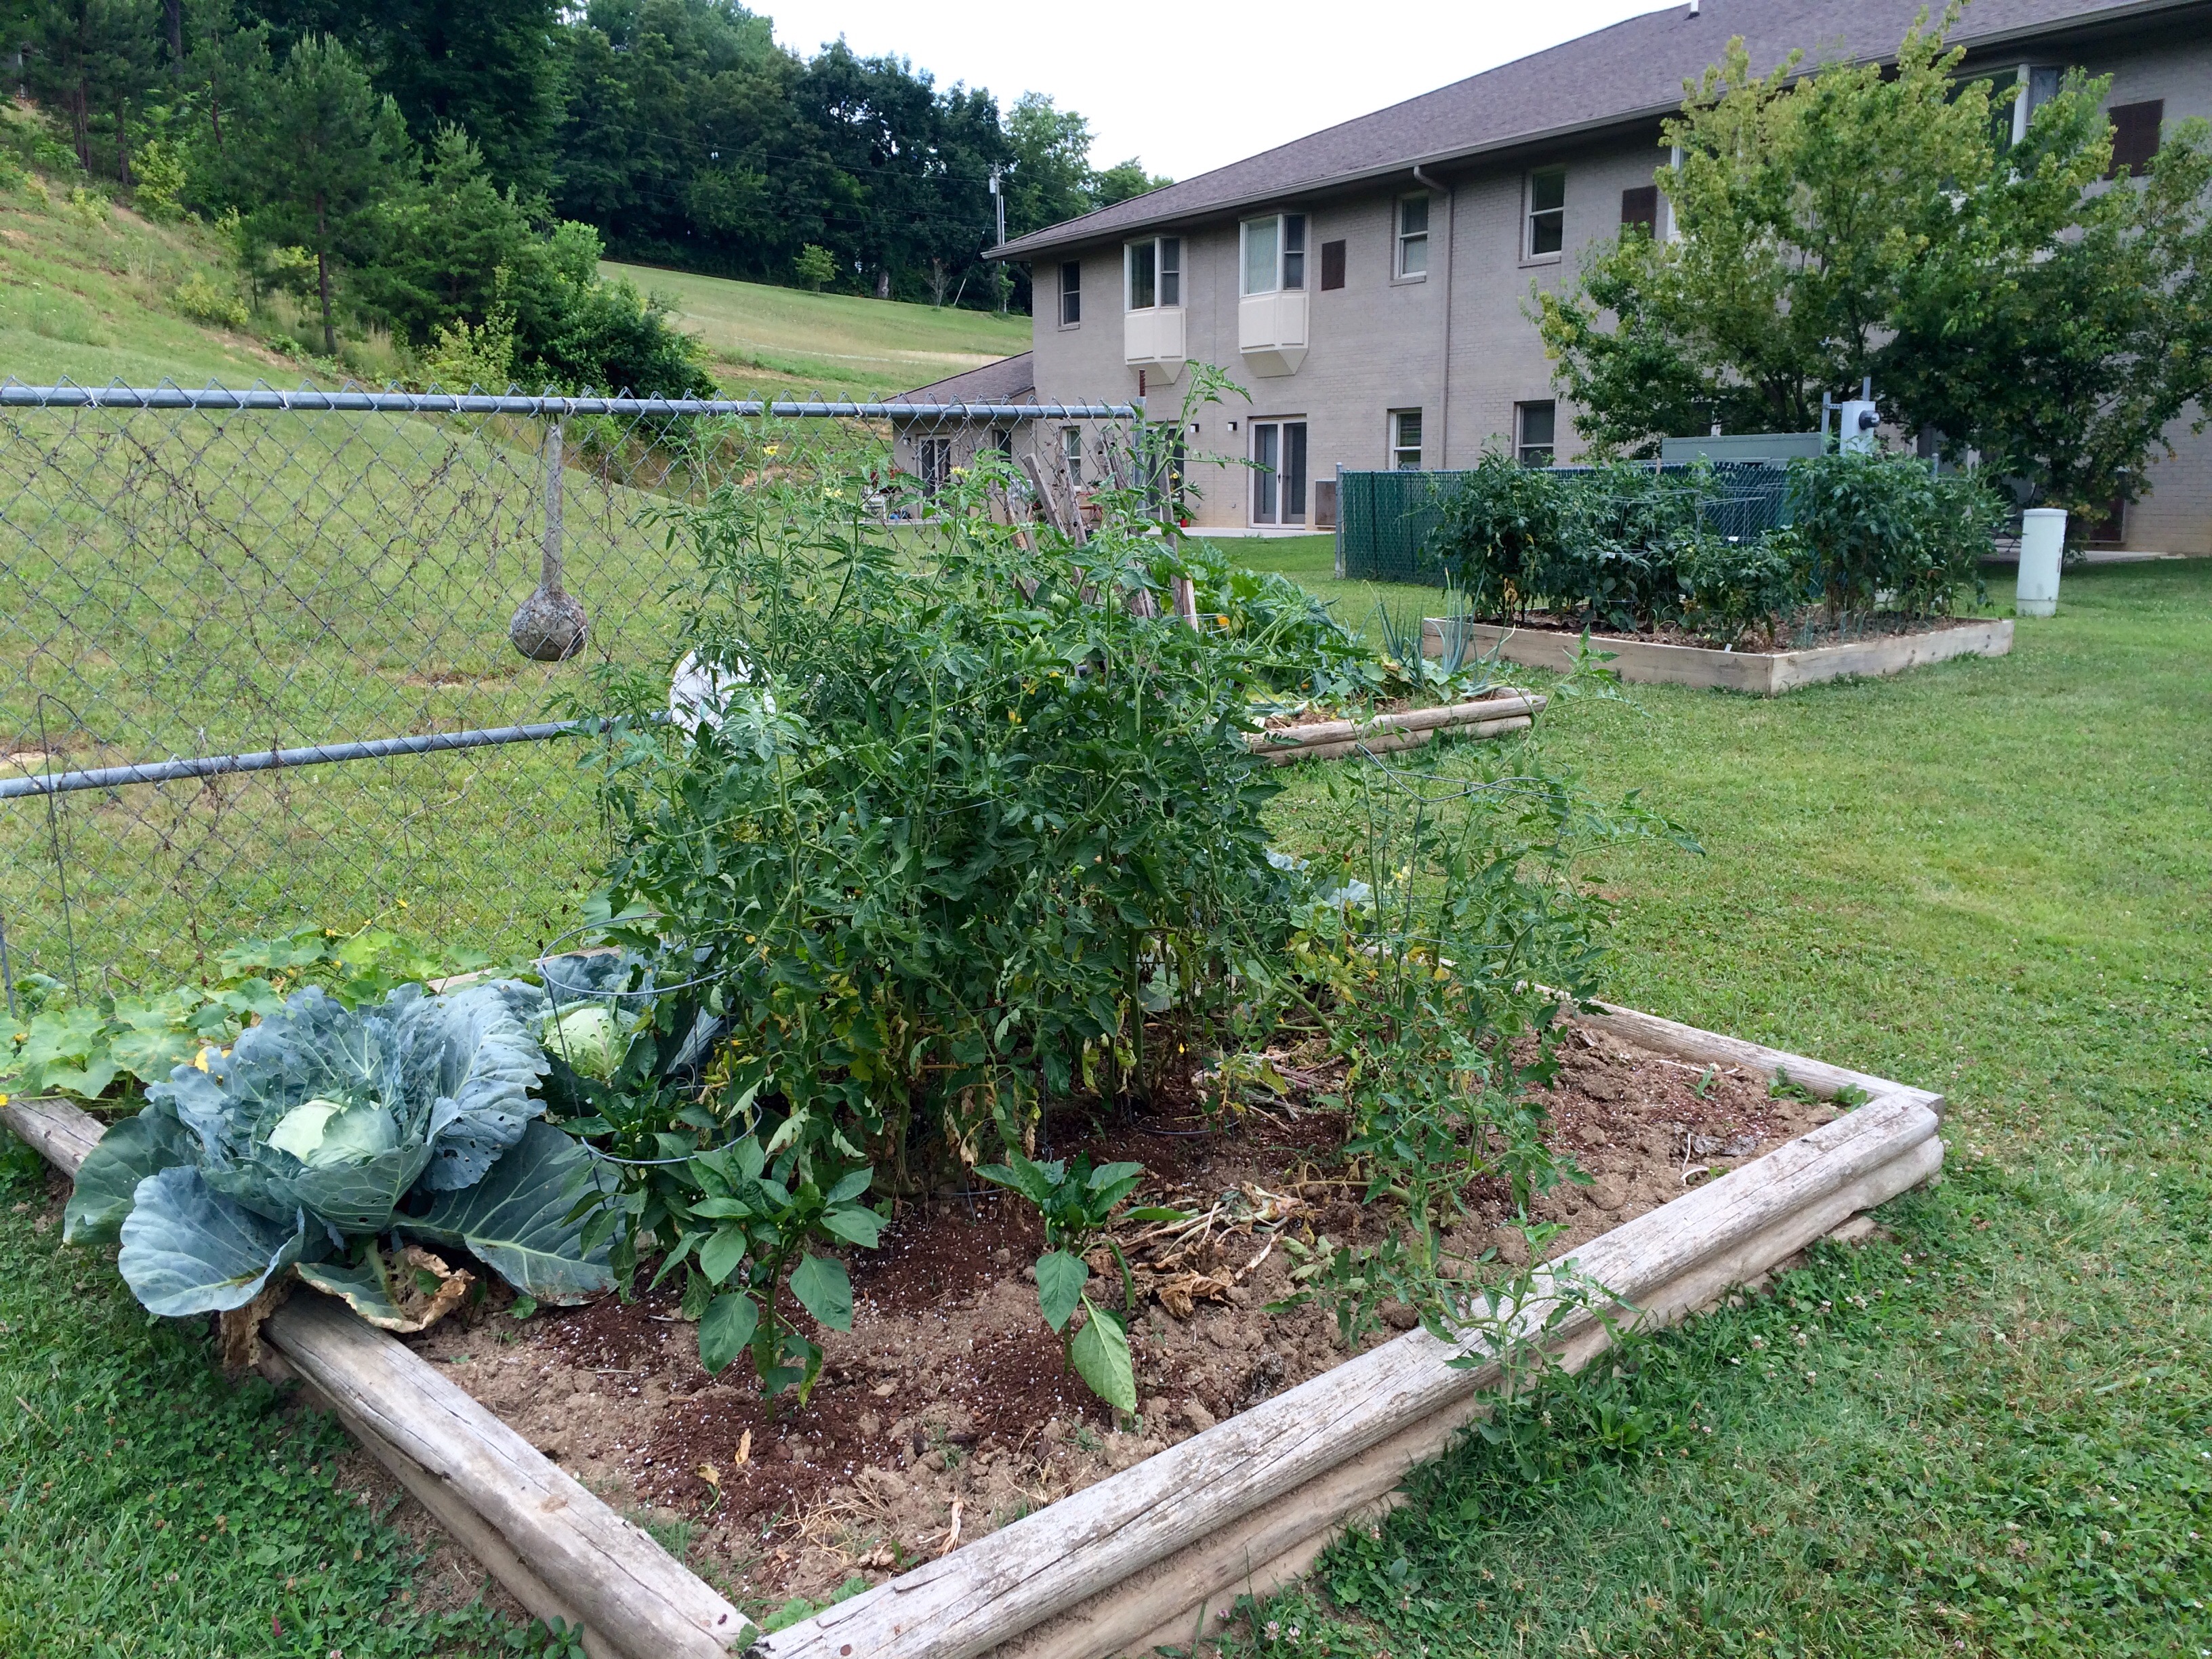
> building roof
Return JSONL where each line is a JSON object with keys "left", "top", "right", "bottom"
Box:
{"left": 895, "top": 350, "right": 1036, "bottom": 405}
{"left": 996, "top": 0, "right": 2200, "bottom": 259}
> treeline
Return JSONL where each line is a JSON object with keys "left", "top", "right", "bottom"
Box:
{"left": 4, "top": 0, "right": 1164, "bottom": 330}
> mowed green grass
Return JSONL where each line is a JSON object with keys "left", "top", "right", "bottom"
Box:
{"left": 1244, "top": 558, "right": 2212, "bottom": 1657}
{"left": 604, "top": 260, "right": 1032, "bottom": 398}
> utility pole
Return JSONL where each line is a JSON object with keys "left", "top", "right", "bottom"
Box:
{"left": 989, "top": 164, "right": 1008, "bottom": 316}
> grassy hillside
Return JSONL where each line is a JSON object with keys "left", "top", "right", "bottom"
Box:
{"left": 0, "top": 164, "right": 1034, "bottom": 401}
{"left": 607, "top": 259, "right": 1031, "bottom": 398}
{"left": 0, "top": 178, "right": 298, "bottom": 388}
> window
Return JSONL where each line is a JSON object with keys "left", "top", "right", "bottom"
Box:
{"left": 1396, "top": 194, "right": 1429, "bottom": 278}
{"left": 1525, "top": 167, "right": 1565, "bottom": 258}
{"left": 2108, "top": 100, "right": 2163, "bottom": 177}
{"left": 1620, "top": 185, "right": 1658, "bottom": 234}
{"left": 1059, "top": 260, "right": 1082, "bottom": 326}
{"left": 1060, "top": 425, "right": 1084, "bottom": 486}
{"left": 1250, "top": 420, "right": 1308, "bottom": 524}
{"left": 1319, "top": 239, "right": 1347, "bottom": 291}
{"left": 917, "top": 436, "right": 951, "bottom": 495}
{"left": 1240, "top": 213, "right": 1308, "bottom": 295}
{"left": 1124, "top": 237, "right": 1181, "bottom": 310}
{"left": 1390, "top": 409, "right": 1423, "bottom": 471}
{"left": 1516, "top": 401, "right": 1556, "bottom": 467}
{"left": 1999, "top": 64, "right": 2068, "bottom": 147}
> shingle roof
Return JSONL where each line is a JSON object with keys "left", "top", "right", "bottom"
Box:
{"left": 996, "top": 0, "right": 2197, "bottom": 258}
{"left": 895, "top": 351, "right": 1036, "bottom": 405}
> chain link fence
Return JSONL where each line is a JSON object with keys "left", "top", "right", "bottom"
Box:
{"left": 1336, "top": 462, "right": 1795, "bottom": 584}
{"left": 0, "top": 382, "right": 1140, "bottom": 1000}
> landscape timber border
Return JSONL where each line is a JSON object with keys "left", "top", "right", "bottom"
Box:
{"left": 3, "top": 1002, "right": 1942, "bottom": 1659}
{"left": 1423, "top": 617, "right": 2013, "bottom": 695}
{"left": 1244, "top": 689, "right": 1546, "bottom": 765}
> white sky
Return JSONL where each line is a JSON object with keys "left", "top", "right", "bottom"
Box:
{"left": 762, "top": 1, "right": 1679, "bottom": 184}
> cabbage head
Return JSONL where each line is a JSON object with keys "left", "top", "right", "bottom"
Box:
{"left": 541, "top": 1004, "right": 631, "bottom": 1082}
{"left": 66, "top": 982, "right": 615, "bottom": 1319}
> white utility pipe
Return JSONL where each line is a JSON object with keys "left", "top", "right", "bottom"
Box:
{"left": 2016, "top": 508, "right": 2066, "bottom": 617}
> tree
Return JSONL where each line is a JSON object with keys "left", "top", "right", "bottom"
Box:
{"left": 793, "top": 243, "right": 834, "bottom": 291}
{"left": 1538, "top": 14, "right": 2003, "bottom": 445}
{"left": 1094, "top": 156, "right": 1168, "bottom": 209}
{"left": 1883, "top": 79, "right": 2212, "bottom": 516}
{"left": 230, "top": 0, "right": 560, "bottom": 192}
{"left": 352, "top": 123, "right": 535, "bottom": 346}
{"left": 22, "top": 0, "right": 162, "bottom": 180}
{"left": 1536, "top": 9, "right": 2212, "bottom": 518}
{"left": 230, "top": 33, "right": 412, "bottom": 354}
{"left": 1003, "top": 92, "right": 1094, "bottom": 238}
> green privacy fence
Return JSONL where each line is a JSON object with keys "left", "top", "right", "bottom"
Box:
{"left": 1334, "top": 463, "right": 1795, "bottom": 586}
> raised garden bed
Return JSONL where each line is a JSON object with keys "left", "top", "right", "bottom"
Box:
{"left": 1246, "top": 689, "right": 1544, "bottom": 764}
{"left": 1425, "top": 617, "right": 2012, "bottom": 695}
{"left": 4, "top": 1000, "right": 1942, "bottom": 1659}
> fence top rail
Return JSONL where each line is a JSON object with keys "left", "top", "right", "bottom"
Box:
{"left": 0, "top": 379, "right": 1139, "bottom": 422}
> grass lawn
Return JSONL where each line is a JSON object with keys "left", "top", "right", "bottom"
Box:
{"left": 605, "top": 260, "right": 1032, "bottom": 399}
{"left": 3, "top": 560, "right": 2207, "bottom": 1656}
{"left": 1248, "top": 558, "right": 2212, "bottom": 1656}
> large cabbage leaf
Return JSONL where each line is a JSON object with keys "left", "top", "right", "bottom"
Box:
{"left": 117, "top": 1167, "right": 313, "bottom": 1317}
{"left": 62, "top": 1104, "right": 194, "bottom": 1246}
{"left": 404, "top": 983, "right": 554, "bottom": 1190}
{"left": 146, "top": 983, "right": 548, "bottom": 1232}
{"left": 406, "top": 1121, "right": 616, "bottom": 1303}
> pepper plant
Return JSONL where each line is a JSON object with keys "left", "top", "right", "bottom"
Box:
{"left": 976, "top": 1149, "right": 1178, "bottom": 1413}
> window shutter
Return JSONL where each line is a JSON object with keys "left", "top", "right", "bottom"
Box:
{"left": 1320, "top": 239, "right": 1347, "bottom": 290}
{"left": 2107, "top": 100, "right": 2163, "bottom": 176}
{"left": 1620, "top": 185, "right": 1658, "bottom": 231}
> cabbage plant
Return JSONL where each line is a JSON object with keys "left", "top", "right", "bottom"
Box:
{"left": 64, "top": 982, "right": 615, "bottom": 1330}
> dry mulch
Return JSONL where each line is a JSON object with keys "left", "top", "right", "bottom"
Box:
{"left": 403, "top": 1026, "right": 1839, "bottom": 1615}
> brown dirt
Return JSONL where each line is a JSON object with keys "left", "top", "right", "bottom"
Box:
{"left": 403, "top": 1025, "right": 1838, "bottom": 1618}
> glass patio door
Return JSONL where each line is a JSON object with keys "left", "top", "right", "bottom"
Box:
{"left": 1251, "top": 420, "right": 1307, "bottom": 525}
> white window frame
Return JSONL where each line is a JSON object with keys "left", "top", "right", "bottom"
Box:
{"left": 1124, "top": 236, "right": 1181, "bottom": 311}
{"left": 1525, "top": 167, "right": 1566, "bottom": 262}
{"left": 1249, "top": 419, "right": 1309, "bottom": 525}
{"left": 1395, "top": 194, "right": 1430, "bottom": 280}
{"left": 917, "top": 434, "right": 953, "bottom": 495}
{"left": 1240, "top": 213, "right": 1308, "bottom": 296}
{"left": 1389, "top": 409, "right": 1423, "bottom": 471}
{"left": 1058, "top": 259, "right": 1082, "bottom": 328}
{"left": 1060, "top": 425, "right": 1084, "bottom": 487}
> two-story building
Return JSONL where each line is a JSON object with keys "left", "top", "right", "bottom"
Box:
{"left": 978, "top": 0, "right": 2212, "bottom": 551}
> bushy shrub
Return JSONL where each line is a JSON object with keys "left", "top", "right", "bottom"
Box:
{"left": 173, "top": 272, "right": 250, "bottom": 331}
{"left": 1784, "top": 450, "right": 2003, "bottom": 619}
{"left": 1429, "top": 447, "right": 1999, "bottom": 638}
{"left": 1424, "top": 452, "right": 1566, "bottom": 623}
{"left": 1156, "top": 537, "right": 1389, "bottom": 699}
{"left": 1676, "top": 529, "right": 1805, "bottom": 647}
{"left": 1427, "top": 453, "right": 1727, "bottom": 633}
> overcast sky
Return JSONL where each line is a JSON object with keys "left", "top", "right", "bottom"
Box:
{"left": 762, "top": 1, "right": 1679, "bottom": 184}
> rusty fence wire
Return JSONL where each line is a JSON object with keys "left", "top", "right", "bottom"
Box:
{"left": 0, "top": 381, "right": 1141, "bottom": 1000}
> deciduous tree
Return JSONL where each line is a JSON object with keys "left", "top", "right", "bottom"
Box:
{"left": 1536, "top": 9, "right": 2212, "bottom": 516}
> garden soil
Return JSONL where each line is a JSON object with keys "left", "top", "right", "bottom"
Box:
{"left": 403, "top": 1027, "right": 1841, "bottom": 1618}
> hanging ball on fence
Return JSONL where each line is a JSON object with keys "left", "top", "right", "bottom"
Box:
{"left": 509, "top": 583, "right": 590, "bottom": 662}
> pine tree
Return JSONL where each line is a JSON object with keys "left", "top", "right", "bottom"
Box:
{"left": 231, "top": 33, "right": 411, "bottom": 355}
